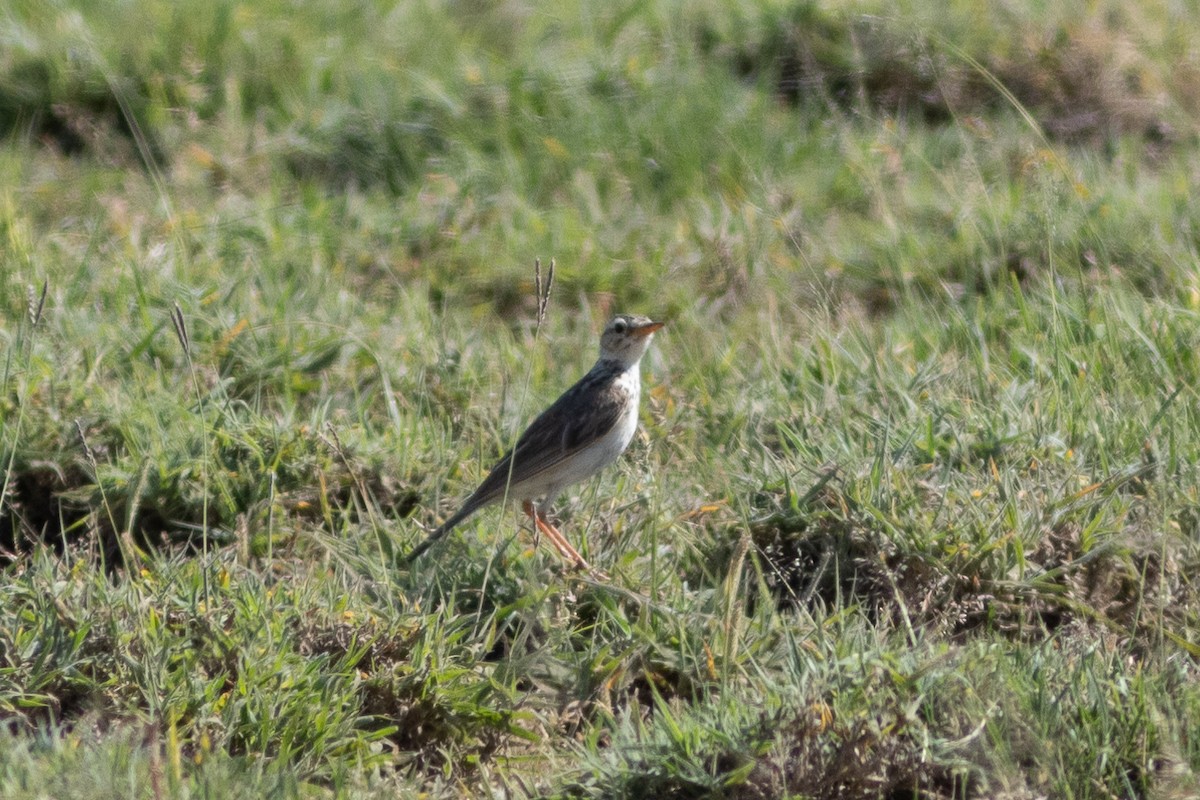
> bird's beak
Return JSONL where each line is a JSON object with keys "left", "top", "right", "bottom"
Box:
{"left": 634, "top": 320, "right": 665, "bottom": 337}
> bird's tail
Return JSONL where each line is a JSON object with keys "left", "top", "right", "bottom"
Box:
{"left": 403, "top": 504, "right": 475, "bottom": 564}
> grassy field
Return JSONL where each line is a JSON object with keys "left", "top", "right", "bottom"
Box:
{"left": 3, "top": 0, "right": 1200, "bottom": 797}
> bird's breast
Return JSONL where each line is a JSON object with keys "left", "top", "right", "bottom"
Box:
{"left": 607, "top": 367, "right": 641, "bottom": 454}
{"left": 553, "top": 367, "right": 641, "bottom": 488}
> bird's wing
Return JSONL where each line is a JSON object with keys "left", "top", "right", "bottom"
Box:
{"left": 463, "top": 365, "right": 628, "bottom": 508}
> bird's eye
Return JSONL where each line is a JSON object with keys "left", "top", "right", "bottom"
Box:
{"left": 613, "top": 320, "right": 627, "bottom": 334}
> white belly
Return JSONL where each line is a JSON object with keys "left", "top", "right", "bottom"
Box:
{"left": 541, "top": 367, "right": 640, "bottom": 499}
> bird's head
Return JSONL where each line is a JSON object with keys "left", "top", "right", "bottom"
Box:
{"left": 598, "top": 314, "right": 664, "bottom": 367}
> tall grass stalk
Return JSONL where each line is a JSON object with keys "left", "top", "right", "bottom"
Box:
{"left": 169, "top": 302, "right": 211, "bottom": 609}
{"left": 0, "top": 282, "right": 46, "bottom": 555}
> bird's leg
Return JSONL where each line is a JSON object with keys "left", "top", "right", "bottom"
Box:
{"left": 522, "top": 500, "right": 591, "bottom": 572}
{"left": 520, "top": 500, "right": 560, "bottom": 556}
{"left": 525, "top": 502, "right": 543, "bottom": 551}
{"left": 535, "top": 516, "right": 592, "bottom": 573}
{"left": 520, "top": 500, "right": 576, "bottom": 563}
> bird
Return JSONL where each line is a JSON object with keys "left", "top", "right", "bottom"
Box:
{"left": 405, "top": 313, "right": 664, "bottom": 571}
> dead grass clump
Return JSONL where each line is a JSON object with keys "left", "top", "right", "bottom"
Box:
{"left": 737, "top": 706, "right": 975, "bottom": 800}
{"left": 708, "top": 7, "right": 1189, "bottom": 146}
{"left": 0, "top": 464, "right": 93, "bottom": 563}
{"left": 746, "top": 476, "right": 1189, "bottom": 645}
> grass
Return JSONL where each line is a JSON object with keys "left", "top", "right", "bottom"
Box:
{"left": 3, "top": 0, "right": 1200, "bottom": 797}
